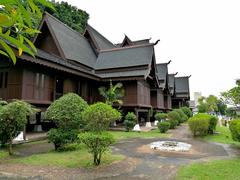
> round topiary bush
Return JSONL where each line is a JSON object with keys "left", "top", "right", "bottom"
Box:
{"left": 168, "top": 111, "right": 181, "bottom": 125}
{"left": 181, "top": 107, "right": 193, "bottom": 118}
{"left": 194, "top": 113, "right": 218, "bottom": 134}
{"left": 158, "top": 121, "right": 170, "bottom": 133}
{"left": 188, "top": 116, "right": 209, "bottom": 136}
{"left": 45, "top": 93, "right": 88, "bottom": 130}
{"left": 82, "top": 102, "right": 121, "bottom": 132}
{"left": 47, "top": 128, "right": 78, "bottom": 151}
{"left": 168, "top": 119, "right": 178, "bottom": 129}
{"left": 174, "top": 109, "right": 188, "bottom": 123}
{"left": 229, "top": 119, "right": 240, "bottom": 142}
{"left": 124, "top": 112, "right": 137, "bottom": 132}
{"left": 155, "top": 113, "right": 167, "bottom": 122}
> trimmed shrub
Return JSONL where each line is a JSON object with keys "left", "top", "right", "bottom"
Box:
{"left": 174, "top": 109, "right": 188, "bottom": 123}
{"left": 181, "top": 107, "right": 193, "bottom": 118}
{"left": 168, "top": 111, "right": 181, "bottom": 125}
{"left": 158, "top": 121, "right": 170, "bottom": 133}
{"left": 208, "top": 116, "right": 218, "bottom": 134}
{"left": 188, "top": 116, "right": 209, "bottom": 136}
{"left": 82, "top": 102, "right": 121, "bottom": 132}
{"left": 194, "top": 113, "right": 218, "bottom": 134}
{"left": 0, "top": 100, "right": 36, "bottom": 155}
{"left": 155, "top": 113, "right": 167, "bottom": 122}
{"left": 45, "top": 93, "right": 88, "bottom": 130}
{"left": 124, "top": 112, "right": 137, "bottom": 132}
{"left": 168, "top": 119, "right": 178, "bottom": 129}
{"left": 48, "top": 129, "right": 78, "bottom": 151}
{"left": 229, "top": 119, "right": 240, "bottom": 141}
{"left": 78, "top": 132, "right": 115, "bottom": 165}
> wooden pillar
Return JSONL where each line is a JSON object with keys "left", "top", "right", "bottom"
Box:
{"left": 23, "top": 125, "right": 26, "bottom": 141}
{"left": 135, "top": 108, "right": 139, "bottom": 124}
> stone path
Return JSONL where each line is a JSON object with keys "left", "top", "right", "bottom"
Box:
{"left": 0, "top": 125, "right": 239, "bottom": 180}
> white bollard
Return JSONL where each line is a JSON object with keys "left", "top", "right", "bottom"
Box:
{"left": 133, "top": 124, "right": 141, "bottom": 132}
{"left": 14, "top": 132, "right": 25, "bottom": 141}
{"left": 146, "top": 122, "right": 152, "bottom": 128}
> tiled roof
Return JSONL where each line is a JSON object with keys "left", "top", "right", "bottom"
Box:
{"left": 86, "top": 24, "right": 115, "bottom": 50}
{"left": 95, "top": 45, "right": 154, "bottom": 70}
{"left": 156, "top": 63, "right": 168, "bottom": 89}
{"left": 45, "top": 13, "right": 97, "bottom": 68}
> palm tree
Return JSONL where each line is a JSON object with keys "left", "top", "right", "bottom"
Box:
{"left": 98, "top": 80, "right": 124, "bottom": 106}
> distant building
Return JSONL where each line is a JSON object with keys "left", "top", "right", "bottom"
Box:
{"left": 194, "top": 92, "right": 202, "bottom": 106}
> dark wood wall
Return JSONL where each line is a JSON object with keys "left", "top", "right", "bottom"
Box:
{"left": 122, "top": 81, "right": 138, "bottom": 105}
{"left": 0, "top": 59, "right": 22, "bottom": 100}
{"left": 137, "top": 81, "right": 151, "bottom": 107}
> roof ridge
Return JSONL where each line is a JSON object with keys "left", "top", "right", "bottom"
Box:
{"left": 86, "top": 24, "right": 115, "bottom": 47}
{"left": 175, "top": 76, "right": 191, "bottom": 78}
{"left": 99, "top": 43, "right": 154, "bottom": 53}
{"left": 44, "top": 12, "right": 86, "bottom": 39}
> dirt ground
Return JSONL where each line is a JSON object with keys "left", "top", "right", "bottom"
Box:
{"left": 0, "top": 125, "right": 239, "bottom": 180}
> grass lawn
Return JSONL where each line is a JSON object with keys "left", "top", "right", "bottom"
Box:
{"left": 11, "top": 144, "right": 124, "bottom": 168}
{"left": 177, "top": 159, "right": 240, "bottom": 180}
{"left": 0, "top": 150, "right": 8, "bottom": 159}
{"left": 203, "top": 126, "right": 240, "bottom": 146}
{"left": 108, "top": 129, "right": 170, "bottom": 140}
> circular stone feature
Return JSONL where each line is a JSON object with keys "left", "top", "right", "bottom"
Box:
{"left": 150, "top": 141, "right": 192, "bottom": 152}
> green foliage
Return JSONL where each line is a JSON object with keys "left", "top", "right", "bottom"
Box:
{"left": 47, "top": 129, "right": 78, "bottom": 151}
{"left": 206, "top": 95, "right": 219, "bottom": 112}
{"left": 49, "top": 1, "right": 89, "bottom": 33}
{"left": 188, "top": 116, "right": 209, "bottom": 136}
{"left": 82, "top": 102, "right": 121, "bottom": 132}
{"left": 181, "top": 107, "right": 193, "bottom": 118}
{"left": 174, "top": 109, "right": 188, "bottom": 123}
{"left": 123, "top": 112, "right": 137, "bottom": 132}
{"left": 208, "top": 116, "right": 218, "bottom": 134}
{"left": 194, "top": 113, "right": 218, "bottom": 134}
{"left": 45, "top": 93, "right": 88, "bottom": 130}
{"left": 0, "top": 100, "right": 36, "bottom": 155}
{"left": 197, "top": 103, "right": 208, "bottom": 113}
{"left": 168, "top": 111, "right": 181, "bottom": 125}
{"left": 154, "top": 113, "right": 167, "bottom": 121}
{"left": 98, "top": 80, "right": 124, "bottom": 106}
{"left": 0, "top": 0, "right": 54, "bottom": 64}
{"left": 78, "top": 132, "right": 115, "bottom": 166}
{"left": 158, "top": 121, "right": 170, "bottom": 133}
{"left": 168, "top": 119, "right": 178, "bottom": 129}
{"left": 221, "top": 80, "right": 240, "bottom": 108}
{"left": 229, "top": 119, "right": 240, "bottom": 142}
{"left": 198, "top": 95, "right": 227, "bottom": 115}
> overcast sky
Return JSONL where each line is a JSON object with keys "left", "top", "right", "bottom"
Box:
{"left": 57, "top": 0, "right": 239, "bottom": 99}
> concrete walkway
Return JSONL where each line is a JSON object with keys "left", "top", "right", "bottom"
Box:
{"left": 0, "top": 125, "right": 239, "bottom": 180}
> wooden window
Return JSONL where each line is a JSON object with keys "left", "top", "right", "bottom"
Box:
{"left": 35, "top": 73, "right": 45, "bottom": 100}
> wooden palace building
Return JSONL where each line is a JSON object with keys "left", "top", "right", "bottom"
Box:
{"left": 0, "top": 12, "right": 190, "bottom": 130}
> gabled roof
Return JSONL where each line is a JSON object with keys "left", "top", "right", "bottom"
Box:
{"left": 175, "top": 76, "right": 190, "bottom": 94}
{"left": 95, "top": 44, "right": 154, "bottom": 70}
{"left": 36, "top": 12, "right": 97, "bottom": 68}
{"left": 30, "top": 12, "right": 167, "bottom": 84}
{"left": 85, "top": 24, "right": 115, "bottom": 51}
{"left": 156, "top": 61, "right": 171, "bottom": 89}
{"left": 116, "top": 35, "right": 151, "bottom": 47}
{"left": 168, "top": 73, "right": 177, "bottom": 95}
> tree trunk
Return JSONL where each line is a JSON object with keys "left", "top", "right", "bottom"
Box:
{"left": 8, "top": 137, "right": 13, "bottom": 155}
